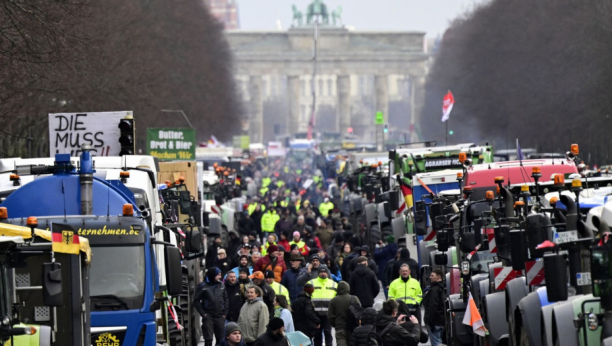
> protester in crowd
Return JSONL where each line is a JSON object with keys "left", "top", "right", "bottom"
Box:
{"left": 291, "top": 215, "right": 312, "bottom": 236}
{"left": 423, "top": 269, "right": 445, "bottom": 346}
{"left": 253, "top": 317, "right": 289, "bottom": 346}
{"left": 261, "top": 234, "right": 278, "bottom": 256}
{"left": 226, "top": 255, "right": 252, "bottom": 280}
{"left": 254, "top": 245, "right": 286, "bottom": 283}
{"left": 194, "top": 267, "right": 229, "bottom": 346}
{"left": 277, "top": 232, "right": 291, "bottom": 260}
{"left": 250, "top": 252, "right": 262, "bottom": 267}
{"left": 309, "top": 268, "right": 337, "bottom": 346}
{"left": 248, "top": 232, "right": 262, "bottom": 251}
{"left": 297, "top": 254, "right": 331, "bottom": 287}
{"left": 228, "top": 230, "right": 243, "bottom": 260}
{"left": 349, "top": 256, "right": 380, "bottom": 308}
{"left": 314, "top": 218, "right": 334, "bottom": 251}
{"left": 238, "top": 285, "right": 269, "bottom": 346}
{"left": 281, "top": 253, "right": 303, "bottom": 303}
{"left": 388, "top": 264, "right": 422, "bottom": 317}
{"left": 328, "top": 281, "right": 361, "bottom": 346}
{"left": 235, "top": 243, "right": 252, "bottom": 263}
{"left": 264, "top": 270, "right": 291, "bottom": 304}
{"left": 302, "top": 226, "right": 322, "bottom": 250}
{"left": 375, "top": 300, "right": 420, "bottom": 346}
{"left": 225, "top": 271, "right": 244, "bottom": 323}
{"left": 249, "top": 271, "right": 276, "bottom": 318}
{"left": 326, "top": 234, "right": 344, "bottom": 262}
{"left": 292, "top": 283, "right": 320, "bottom": 340}
{"left": 348, "top": 308, "right": 377, "bottom": 346}
{"left": 213, "top": 248, "right": 232, "bottom": 276}
{"left": 289, "top": 231, "right": 309, "bottom": 256}
{"left": 382, "top": 250, "right": 402, "bottom": 298}
{"left": 206, "top": 236, "right": 224, "bottom": 269}
{"left": 239, "top": 211, "right": 256, "bottom": 237}
{"left": 251, "top": 206, "right": 264, "bottom": 238}
{"left": 326, "top": 257, "right": 342, "bottom": 282}
{"left": 275, "top": 209, "right": 294, "bottom": 236}
{"left": 341, "top": 246, "right": 361, "bottom": 282}
{"left": 238, "top": 268, "right": 252, "bottom": 301}
{"left": 217, "top": 322, "right": 246, "bottom": 346}
{"left": 392, "top": 248, "right": 419, "bottom": 281}
{"left": 336, "top": 243, "right": 352, "bottom": 269}
{"left": 274, "top": 295, "right": 295, "bottom": 333}
{"left": 374, "top": 235, "right": 398, "bottom": 282}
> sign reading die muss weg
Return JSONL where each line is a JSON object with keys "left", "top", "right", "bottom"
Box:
{"left": 147, "top": 128, "right": 195, "bottom": 161}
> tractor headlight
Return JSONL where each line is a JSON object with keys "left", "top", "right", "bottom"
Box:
{"left": 588, "top": 313, "right": 599, "bottom": 331}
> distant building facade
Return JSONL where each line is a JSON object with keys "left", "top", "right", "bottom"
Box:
{"left": 203, "top": 0, "right": 239, "bottom": 30}
{"left": 224, "top": 1, "right": 431, "bottom": 144}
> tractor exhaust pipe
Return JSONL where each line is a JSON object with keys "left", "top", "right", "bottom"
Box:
{"left": 79, "top": 144, "right": 94, "bottom": 215}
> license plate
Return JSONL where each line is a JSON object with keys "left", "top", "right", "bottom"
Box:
{"left": 554, "top": 230, "right": 578, "bottom": 244}
{"left": 577, "top": 272, "right": 591, "bottom": 286}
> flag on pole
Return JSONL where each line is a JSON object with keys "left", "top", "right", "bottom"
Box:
{"left": 51, "top": 223, "right": 81, "bottom": 255}
{"left": 462, "top": 292, "right": 488, "bottom": 336}
{"left": 207, "top": 135, "right": 220, "bottom": 147}
{"left": 516, "top": 138, "right": 524, "bottom": 161}
{"left": 399, "top": 183, "right": 414, "bottom": 209}
{"left": 441, "top": 90, "right": 454, "bottom": 122}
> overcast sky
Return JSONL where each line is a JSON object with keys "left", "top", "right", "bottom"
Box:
{"left": 238, "top": 0, "right": 488, "bottom": 37}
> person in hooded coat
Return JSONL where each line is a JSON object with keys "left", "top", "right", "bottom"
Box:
{"left": 374, "top": 235, "right": 398, "bottom": 281}
{"left": 348, "top": 308, "right": 377, "bottom": 346}
{"left": 340, "top": 246, "right": 361, "bottom": 282}
{"left": 194, "top": 267, "right": 229, "bottom": 346}
{"left": 253, "top": 317, "right": 289, "bottom": 346}
{"left": 328, "top": 281, "right": 361, "bottom": 346}
{"left": 228, "top": 230, "right": 243, "bottom": 259}
{"left": 347, "top": 246, "right": 378, "bottom": 277}
{"left": 238, "top": 285, "right": 269, "bottom": 346}
{"left": 348, "top": 257, "right": 380, "bottom": 308}
{"left": 391, "top": 248, "right": 419, "bottom": 281}
{"left": 280, "top": 253, "right": 303, "bottom": 303}
{"left": 292, "top": 284, "right": 321, "bottom": 339}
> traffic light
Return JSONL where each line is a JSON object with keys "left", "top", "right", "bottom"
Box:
{"left": 118, "top": 117, "right": 135, "bottom": 155}
{"left": 383, "top": 124, "right": 388, "bottom": 133}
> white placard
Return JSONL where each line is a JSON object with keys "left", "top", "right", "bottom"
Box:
{"left": 48, "top": 111, "right": 132, "bottom": 156}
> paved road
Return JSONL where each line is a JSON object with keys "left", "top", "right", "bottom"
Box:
{"left": 197, "top": 282, "right": 432, "bottom": 346}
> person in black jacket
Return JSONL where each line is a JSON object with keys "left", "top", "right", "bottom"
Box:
{"left": 348, "top": 257, "right": 380, "bottom": 308}
{"left": 225, "top": 271, "right": 244, "bottom": 323}
{"left": 347, "top": 246, "right": 378, "bottom": 277}
{"left": 253, "top": 317, "right": 289, "bottom": 346}
{"left": 374, "top": 300, "right": 420, "bottom": 346}
{"left": 349, "top": 308, "right": 377, "bottom": 346}
{"left": 391, "top": 248, "right": 419, "bottom": 281}
{"left": 194, "top": 267, "right": 229, "bottom": 346}
{"left": 249, "top": 271, "right": 276, "bottom": 319}
{"left": 292, "top": 284, "right": 320, "bottom": 338}
{"left": 422, "top": 269, "right": 445, "bottom": 346}
{"left": 341, "top": 246, "right": 360, "bottom": 282}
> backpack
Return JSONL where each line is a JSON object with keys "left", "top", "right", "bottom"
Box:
{"left": 366, "top": 326, "right": 383, "bottom": 346}
{"left": 345, "top": 296, "right": 364, "bottom": 332}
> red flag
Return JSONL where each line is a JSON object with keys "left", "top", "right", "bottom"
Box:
{"left": 441, "top": 90, "right": 454, "bottom": 122}
{"left": 52, "top": 223, "right": 80, "bottom": 255}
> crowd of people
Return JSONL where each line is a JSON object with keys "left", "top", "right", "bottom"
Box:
{"left": 194, "top": 161, "right": 446, "bottom": 346}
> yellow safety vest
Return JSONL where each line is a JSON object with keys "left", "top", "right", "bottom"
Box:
{"left": 319, "top": 202, "right": 334, "bottom": 217}
{"left": 260, "top": 187, "right": 269, "bottom": 196}
{"left": 261, "top": 242, "right": 278, "bottom": 256}
{"left": 388, "top": 277, "right": 422, "bottom": 305}
{"left": 262, "top": 177, "right": 272, "bottom": 188}
{"left": 247, "top": 203, "right": 266, "bottom": 215}
{"left": 270, "top": 281, "right": 291, "bottom": 304}
{"left": 261, "top": 211, "right": 280, "bottom": 233}
{"left": 309, "top": 277, "right": 337, "bottom": 313}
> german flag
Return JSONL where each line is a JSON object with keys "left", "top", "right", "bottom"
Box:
{"left": 51, "top": 223, "right": 80, "bottom": 255}
{"left": 399, "top": 183, "right": 414, "bottom": 209}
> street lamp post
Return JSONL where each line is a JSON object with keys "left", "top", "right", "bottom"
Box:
{"left": 160, "top": 109, "right": 195, "bottom": 129}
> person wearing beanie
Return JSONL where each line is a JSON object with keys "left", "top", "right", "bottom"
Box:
{"left": 328, "top": 281, "right": 361, "bottom": 346}
{"left": 226, "top": 255, "right": 253, "bottom": 280}
{"left": 253, "top": 317, "right": 289, "bottom": 346}
{"left": 292, "top": 284, "right": 321, "bottom": 339}
{"left": 374, "top": 235, "right": 399, "bottom": 295}
{"left": 238, "top": 267, "right": 252, "bottom": 301}
{"left": 289, "top": 230, "right": 310, "bottom": 256}
{"left": 347, "top": 245, "right": 378, "bottom": 279}
{"left": 194, "top": 267, "right": 229, "bottom": 346}
{"left": 348, "top": 257, "right": 380, "bottom": 308}
{"left": 253, "top": 243, "right": 287, "bottom": 283}
{"left": 217, "top": 322, "right": 246, "bottom": 346}
{"left": 296, "top": 253, "right": 332, "bottom": 287}
{"left": 264, "top": 270, "right": 291, "bottom": 305}
{"left": 280, "top": 253, "right": 303, "bottom": 303}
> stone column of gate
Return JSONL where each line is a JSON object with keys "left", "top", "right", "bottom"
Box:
{"left": 375, "top": 75, "right": 389, "bottom": 151}
{"left": 410, "top": 74, "right": 426, "bottom": 142}
{"left": 287, "top": 75, "right": 301, "bottom": 135}
{"left": 336, "top": 75, "right": 351, "bottom": 133}
{"left": 248, "top": 75, "right": 264, "bottom": 143}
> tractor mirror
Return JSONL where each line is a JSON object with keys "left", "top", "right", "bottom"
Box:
{"left": 544, "top": 253, "right": 568, "bottom": 302}
{"left": 434, "top": 253, "right": 448, "bottom": 265}
{"left": 184, "top": 227, "right": 204, "bottom": 260}
{"left": 42, "top": 263, "right": 63, "bottom": 306}
{"left": 165, "top": 247, "right": 183, "bottom": 296}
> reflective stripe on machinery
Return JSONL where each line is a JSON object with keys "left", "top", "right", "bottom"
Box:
{"left": 493, "top": 266, "right": 521, "bottom": 290}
